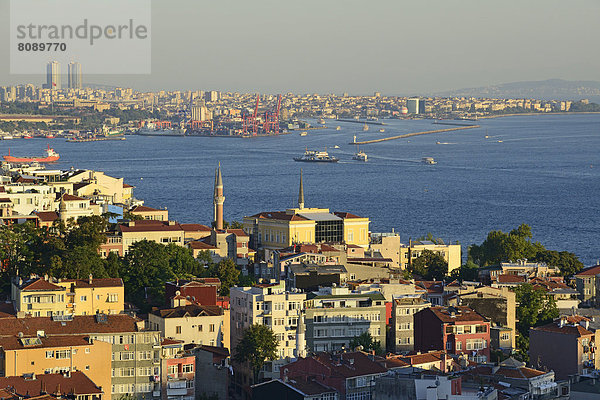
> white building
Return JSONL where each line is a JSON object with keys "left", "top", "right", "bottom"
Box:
{"left": 230, "top": 281, "right": 306, "bottom": 383}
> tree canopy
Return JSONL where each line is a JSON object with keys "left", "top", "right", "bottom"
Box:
{"left": 233, "top": 324, "right": 279, "bottom": 383}
{"left": 409, "top": 249, "right": 448, "bottom": 280}
{"left": 349, "top": 331, "right": 382, "bottom": 355}
{"left": 468, "top": 223, "right": 584, "bottom": 277}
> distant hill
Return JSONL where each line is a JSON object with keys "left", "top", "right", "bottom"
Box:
{"left": 436, "top": 79, "right": 600, "bottom": 103}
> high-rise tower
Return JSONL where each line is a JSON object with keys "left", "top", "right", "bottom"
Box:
{"left": 213, "top": 163, "right": 225, "bottom": 230}
{"left": 45, "top": 61, "right": 60, "bottom": 89}
{"left": 68, "top": 62, "right": 82, "bottom": 89}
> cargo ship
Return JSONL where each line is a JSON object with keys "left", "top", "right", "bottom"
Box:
{"left": 4, "top": 145, "right": 59, "bottom": 163}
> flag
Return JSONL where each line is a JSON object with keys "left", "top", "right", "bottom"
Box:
{"left": 52, "top": 82, "right": 56, "bottom": 87}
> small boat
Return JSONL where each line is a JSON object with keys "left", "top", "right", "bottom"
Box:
{"left": 299, "top": 131, "right": 308, "bottom": 137}
{"left": 293, "top": 148, "right": 339, "bottom": 163}
{"left": 45, "top": 134, "right": 55, "bottom": 139}
{"left": 362, "top": 124, "right": 369, "bottom": 131}
{"left": 318, "top": 118, "right": 326, "bottom": 125}
{"left": 353, "top": 150, "right": 368, "bottom": 162}
{"left": 485, "top": 135, "right": 491, "bottom": 139}
{"left": 379, "top": 128, "right": 385, "bottom": 133}
{"left": 336, "top": 126, "right": 341, "bottom": 131}
{"left": 422, "top": 157, "right": 437, "bottom": 165}
{"left": 23, "top": 135, "right": 33, "bottom": 139}
{"left": 333, "top": 145, "right": 340, "bottom": 149}
{"left": 497, "top": 140, "right": 503, "bottom": 143}
{"left": 2, "top": 135, "right": 14, "bottom": 140}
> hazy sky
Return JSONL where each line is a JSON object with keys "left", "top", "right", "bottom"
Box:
{"left": 1, "top": 0, "right": 599, "bottom": 95}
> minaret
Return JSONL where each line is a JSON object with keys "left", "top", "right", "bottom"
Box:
{"left": 59, "top": 195, "right": 67, "bottom": 221}
{"left": 298, "top": 169, "right": 304, "bottom": 210}
{"left": 214, "top": 163, "right": 225, "bottom": 230}
{"left": 295, "top": 314, "right": 306, "bottom": 358}
{"left": 213, "top": 167, "right": 218, "bottom": 226}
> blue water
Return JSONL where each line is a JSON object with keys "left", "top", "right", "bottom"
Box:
{"left": 2, "top": 114, "right": 599, "bottom": 265}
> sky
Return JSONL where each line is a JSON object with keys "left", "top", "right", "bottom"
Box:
{"left": 1, "top": 0, "right": 599, "bottom": 95}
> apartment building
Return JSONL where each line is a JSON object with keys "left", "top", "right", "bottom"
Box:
{"left": 304, "top": 286, "right": 387, "bottom": 353}
{"left": 391, "top": 296, "right": 430, "bottom": 352}
{"left": 0, "top": 334, "right": 112, "bottom": 395}
{"left": 11, "top": 275, "right": 124, "bottom": 317}
{"left": 148, "top": 304, "right": 229, "bottom": 349}
{"left": 160, "top": 340, "right": 195, "bottom": 400}
{"left": 0, "top": 372, "right": 105, "bottom": 400}
{"left": 230, "top": 281, "right": 306, "bottom": 387}
{"left": 414, "top": 306, "right": 491, "bottom": 363}
{"left": 529, "top": 317, "right": 599, "bottom": 380}
{"left": 0, "top": 314, "right": 161, "bottom": 400}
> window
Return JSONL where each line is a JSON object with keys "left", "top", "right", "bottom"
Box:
{"left": 475, "top": 325, "right": 487, "bottom": 333}
{"left": 107, "top": 294, "right": 119, "bottom": 303}
{"left": 85, "top": 348, "right": 90, "bottom": 354}
{"left": 198, "top": 325, "right": 203, "bottom": 332}
{"left": 80, "top": 295, "right": 87, "bottom": 302}
{"left": 182, "top": 364, "right": 193, "bottom": 373}
{"left": 119, "top": 351, "right": 135, "bottom": 361}
{"left": 138, "top": 351, "right": 152, "bottom": 360}
{"left": 446, "top": 341, "right": 452, "bottom": 350}
{"left": 456, "top": 341, "right": 462, "bottom": 350}
{"left": 176, "top": 326, "right": 182, "bottom": 334}
{"left": 56, "top": 350, "right": 71, "bottom": 359}
{"left": 168, "top": 365, "right": 178, "bottom": 376}
{"left": 120, "top": 367, "right": 135, "bottom": 377}
{"left": 398, "top": 323, "right": 411, "bottom": 331}
{"left": 501, "top": 333, "right": 510, "bottom": 341}
{"left": 209, "top": 324, "right": 215, "bottom": 332}
{"left": 464, "top": 325, "right": 472, "bottom": 334}
{"left": 46, "top": 351, "right": 54, "bottom": 359}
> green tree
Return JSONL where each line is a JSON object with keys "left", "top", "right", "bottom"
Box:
{"left": 215, "top": 259, "right": 240, "bottom": 296}
{"left": 415, "top": 233, "right": 445, "bottom": 245}
{"left": 410, "top": 249, "right": 448, "bottom": 280}
{"left": 233, "top": 324, "right": 279, "bottom": 384}
{"left": 349, "top": 331, "right": 382, "bottom": 355}
{"left": 468, "top": 224, "right": 545, "bottom": 266}
{"left": 449, "top": 260, "right": 480, "bottom": 282}
{"left": 122, "top": 240, "right": 178, "bottom": 310}
{"left": 533, "top": 250, "right": 584, "bottom": 278}
{"left": 513, "top": 283, "right": 558, "bottom": 337}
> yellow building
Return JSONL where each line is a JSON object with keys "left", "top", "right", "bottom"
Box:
{"left": 243, "top": 171, "right": 370, "bottom": 250}
{"left": 406, "top": 240, "right": 462, "bottom": 274}
{"left": 129, "top": 205, "right": 168, "bottom": 221}
{"left": 0, "top": 334, "right": 112, "bottom": 395}
{"left": 12, "top": 275, "right": 124, "bottom": 317}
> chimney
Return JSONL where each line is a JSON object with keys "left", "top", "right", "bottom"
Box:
{"left": 88, "top": 274, "right": 93, "bottom": 285}
{"left": 128, "top": 221, "right": 135, "bottom": 227}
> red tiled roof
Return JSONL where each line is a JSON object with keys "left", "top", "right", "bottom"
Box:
{"left": 161, "top": 338, "right": 184, "bottom": 346}
{"left": 0, "top": 372, "right": 102, "bottom": 396}
{"left": 496, "top": 274, "right": 526, "bottom": 283}
{"left": 181, "top": 223, "right": 211, "bottom": 232}
{"left": 0, "top": 314, "right": 141, "bottom": 336}
{"left": 0, "top": 334, "right": 91, "bottom": 350}
{"left": 60, "top": 194, "right": 86, "bottom": 201}
{"left": 34, "top": 211, "right": 59, "bottom": 222}
{"left": 310, "top": 351, "right": 388, "bottom": 378}
{"left": 123, "top": 183, "right": 134, "bottom": 188}
{"left": 428, "top": 306, "right": 488, "bottom": 323}
{"left": 532, "top": 322, "right": 593, "bottom": 337}
{"left": 188, "top": 240, "right": 218, "bottom": 250}
{"left": 576, "top": 265, "right": 600, "bottom": 277}
{"left": 119, "top": 220, "right": 183, "bottom": 233}
{"left": 151, "top": 304, "right": 223, "bottom": 318}
{"left": 333, "top": 211, "right": 363, "bottom": 219}
{"left": 226, "top": 228, "right": 248, "bottom": 237}
{"left": 19, "top": 278, "right": 64, "bottom": 292}
{"left": 249, "top": 211, "right": 309, "bottom": 221}
{"left": 60, "top": 277, "right": 123, "bottom": 288}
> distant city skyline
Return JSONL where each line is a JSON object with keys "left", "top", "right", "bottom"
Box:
{"left": 1, "top": 0, "right": 599, "bottom": 95}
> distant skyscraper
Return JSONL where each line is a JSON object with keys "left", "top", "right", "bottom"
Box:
{"left": 45, "top": 61, "right": 61, "bottom": 89}
{"left": 68, "top": 62, "right": 82, "bottom": 89}
{"left": 407, "top": 98, "right": 426, "bottom": 114}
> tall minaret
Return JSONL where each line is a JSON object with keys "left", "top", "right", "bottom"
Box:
{"left": 298, "top": 169, "right": 304, "bottom": 210}
{"left": 213, "top": 167, "right": 218, "bottom": 226}
{"left": 295, "top": 314, "right": 306, "bottom": 358}
{"left": 214, "top": 163, "right": 225, "bottom": 230}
